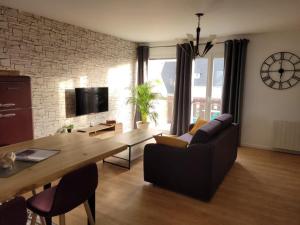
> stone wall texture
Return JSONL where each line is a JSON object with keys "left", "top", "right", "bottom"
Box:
{"left": 0, "top": 5, "right": 137, "bottom": 138}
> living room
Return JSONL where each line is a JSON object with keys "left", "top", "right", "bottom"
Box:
{"left": 0, "top": 0, "right": 299, "bottom": 225}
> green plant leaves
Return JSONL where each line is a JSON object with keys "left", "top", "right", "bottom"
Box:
{"left": 127, "top": 81, "right": 159, "bottom": 124}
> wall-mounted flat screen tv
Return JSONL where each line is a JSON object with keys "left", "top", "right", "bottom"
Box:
{"left": 75, "top": 87, "right": 108, "bottom": 116}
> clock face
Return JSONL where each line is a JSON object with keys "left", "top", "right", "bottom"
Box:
{"left": 260, "top": 52, "right": 300, "bottom": 90}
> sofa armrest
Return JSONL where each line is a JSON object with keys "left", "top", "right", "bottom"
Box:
{"left": 208, "top": 124, "right": 239, "bottom": 191}
{"left": 144, "top": 143, "right": 213, "bottom": 199}
{"left": 144, "top": 143, "right": 212, "bottom": 175}
{"left": 144, "top": 144, "right": 189, "bottom": 174}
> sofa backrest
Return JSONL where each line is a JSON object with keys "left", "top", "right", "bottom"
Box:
{"left": 215, "top": 113, "right": 233, "bottom": 129}
{"left": 190, "top": 114, "right": 233, "bottom": 144}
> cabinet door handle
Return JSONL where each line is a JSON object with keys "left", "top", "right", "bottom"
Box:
{"left": 0, "top": 113, "right": 16, "bottom": 118}
{"left": 7, "top": 87, "right": 20, "bottom": 90}
{"left": 0, "top": 103, "right": 16, "bottom": 108}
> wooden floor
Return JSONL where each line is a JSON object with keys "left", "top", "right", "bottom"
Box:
{"left": 49, "top": 147, "right": 300, "bottom": 225}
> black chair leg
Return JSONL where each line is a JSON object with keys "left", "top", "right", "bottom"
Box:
{"left": 44, "top": 183, "right": 52, "bottom": 225}
{"left": 45, "top": 217, "right": 52, "bottom": 225}
{"left": 87, "top": 192, "right": 95, "bottom": 225}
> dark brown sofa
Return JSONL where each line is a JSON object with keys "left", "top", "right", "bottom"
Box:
{"left": 144, "top": 114, "right": 239, "bottom": 201}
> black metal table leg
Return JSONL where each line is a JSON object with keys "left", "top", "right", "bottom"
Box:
{"left": 43, "top": 183, "right": 52, "bottom": 225}
{"left": 103, "top": 146, "right": 132, "bottom": 169}
{"left": 128, "top": 146, "right": 131, "bottom": 169}
{"left": 103, "top": 131, "right": 163, "bottom": 169}
{"left": 87, "top": 192, "right": 96, "bottom": 225}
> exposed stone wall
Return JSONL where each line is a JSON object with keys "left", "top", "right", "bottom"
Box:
{"left": 0, "top": 5, "right": 137, "bottom": 138}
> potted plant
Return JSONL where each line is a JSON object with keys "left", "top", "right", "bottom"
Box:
{"left": 64, "top": 124, "right": 74, "bottom": 133}
{"left": 127, "top": 82, "right": 159, "bottom": 129}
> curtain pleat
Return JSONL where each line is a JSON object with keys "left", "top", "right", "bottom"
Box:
{"left": 170, "top": 43, "right": 193, "bottom": 135}
{"left": 222, "top": 39, "right": 249, "bottom": 124}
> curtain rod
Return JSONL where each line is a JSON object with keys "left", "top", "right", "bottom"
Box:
{"left": 149, "top": 41, "right": 225, "bottom": 49}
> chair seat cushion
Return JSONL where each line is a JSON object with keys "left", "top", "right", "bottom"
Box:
{"left": 27, "top": 187, "right": 57, "bottom": 217}
{"left": 178, "top": 133, "right": 193, "bottom": 143}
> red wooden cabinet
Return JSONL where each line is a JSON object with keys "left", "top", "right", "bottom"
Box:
{"left": 0, "top": 76, "right": 33, "bottom": 147}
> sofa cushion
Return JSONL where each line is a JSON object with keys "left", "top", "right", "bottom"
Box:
{"left": 190, "top": 120, "right": 223, "bottom": 144}
{"left": 154, "top": 135, "right": 188, "bottom": 149}
{"left": 215, "top": 114, "right": 233, "bottom": 129}
{"left": 178, "top": 133, "right": 193, "bottom": 143}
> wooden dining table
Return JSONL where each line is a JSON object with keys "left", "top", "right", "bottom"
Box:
{"left": 0, "top": 133, "right": 128, "bottom": 225}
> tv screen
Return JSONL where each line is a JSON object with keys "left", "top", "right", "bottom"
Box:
{"left": 75, "top": 87, "right": 108, "bottom": 116}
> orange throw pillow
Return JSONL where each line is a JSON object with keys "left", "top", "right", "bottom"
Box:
{"left": 189, "top": 118, "right": 208, "bottom": 135}
{"left": 154, "top": 135, "right": 188, "bottom": 149}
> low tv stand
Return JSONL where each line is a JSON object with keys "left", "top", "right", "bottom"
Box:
{"left": 77, "top": 123, "right": 123, "bottom": 138}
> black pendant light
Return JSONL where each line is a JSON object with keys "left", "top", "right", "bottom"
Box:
{"left": 190, "top": 13, "right": 216, "bottom": 57}
{"left": 194, "top": 13, "right": 203, "bottom": 56}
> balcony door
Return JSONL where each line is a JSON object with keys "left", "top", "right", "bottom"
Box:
{"left": 191, "top": 56, "right": 224, "bottom": 122}
{"left": 148, "top": 59, "right": 176, "bottom": 131}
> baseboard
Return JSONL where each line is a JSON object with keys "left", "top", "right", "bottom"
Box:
{"left": 241, "top": 143, "right": 300, "bottom": 154}
{"left": 241, "top": 143, "right": 273, "bottom": 150}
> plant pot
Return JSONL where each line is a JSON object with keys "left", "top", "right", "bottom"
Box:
{"left": 67, "top": 128, "right": 72, "bottom": 133}
{"left": 136, "top": 121, "right": 150, "bottom": 129}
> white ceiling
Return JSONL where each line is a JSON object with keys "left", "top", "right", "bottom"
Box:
{"left": 1, "top": 0, "right": 300, "bottom": 43}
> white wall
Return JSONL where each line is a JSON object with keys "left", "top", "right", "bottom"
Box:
{"left": 241, "top": 31, "right": 300, "bottom": 149}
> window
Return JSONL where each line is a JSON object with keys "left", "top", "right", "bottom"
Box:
{"left": 191, "top": 58, "right": 208, "bottom": 122}
{"left": 211, "top": 58, "right": 224, "bottom": 120}
{"left": 191, "top": 57, "right": 224, "bottom": 122}
{"left": 147, "top": 56, "right": 224, "bottom": 130}
{"left": 148, "top": 59, "right": 176, "bottom": 131}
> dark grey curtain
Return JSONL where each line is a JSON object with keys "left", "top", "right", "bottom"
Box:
{"left": 170, "top": 43, "right": 193, "bottom": 135}
{"left": 137, "top": 46, "right": 149, "bottom": 84}
{"left": 134, "top": 46, "right": 149, "bottom": 127}
{"left": 222, "top": 39, "right": 249, "bottom": 124}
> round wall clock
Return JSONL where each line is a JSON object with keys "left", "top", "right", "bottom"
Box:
{"left": 260, "top": 52, "right": 300, "bottom": 90}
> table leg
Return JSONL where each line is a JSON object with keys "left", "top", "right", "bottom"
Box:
{"left": 43, "top": 183, "right": 52, "bottom": 225}
{"left": 44, "top": 217, "right": 52, "bottom": 225}
{"left": 128, "top": 146, "right": 131, "bottom": 169}
{"left": 102, "top": 146, "right": 131, "bottom": 169}
{"left": 87, "top": 192, "right": 96, "bottom": 225}
{"left": 44, "top": 183, "right": 51, "bottom": 189}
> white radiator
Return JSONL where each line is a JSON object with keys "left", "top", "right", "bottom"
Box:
{"left": 273, "top": 120, "right": 300, "bottom": 152}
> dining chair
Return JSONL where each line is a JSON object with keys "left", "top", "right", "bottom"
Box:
{"left": 0, "top": 196, "right": 27, "bottom": 225}
{"left": 29, "top": 189, "right": 46, "bottom": 225}
{"left": 27, "top": 163, "right": 98, "bottom": 225}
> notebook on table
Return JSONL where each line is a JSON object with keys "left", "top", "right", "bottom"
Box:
{"left": 16, "top": 149, "right": 60, "bottom": 162}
